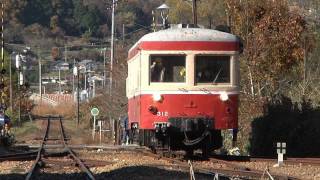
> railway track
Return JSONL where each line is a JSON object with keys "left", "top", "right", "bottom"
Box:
{"left": 140, "top": 150, "right": 301, "bottom": 180}
{"left": 209, "top": 154, "right": 320, "bottom": 166}
{"left": 25, "top": 116, "right": 95, "bottom": 180}
{"left": 0, "top": 151, "right": 38, "bottom": 161}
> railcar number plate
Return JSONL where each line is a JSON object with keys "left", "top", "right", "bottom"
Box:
{"left": 157, "top": 111, "right": 168, "bottom": 117}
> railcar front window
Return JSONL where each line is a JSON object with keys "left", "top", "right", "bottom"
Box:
{"left": 150, "top": 55, "right": 186, "bottom": 83}
{"left": 195, "top": 55, "right": 230, "bottom": 84}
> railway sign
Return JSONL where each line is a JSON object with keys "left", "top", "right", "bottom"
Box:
{"left": 91, "top": 107, "right": 99, "bottom": 141}
{"left": 91, "top": 107, "right": 99, "bottom": 116}
{"left": 277, "top": 142, "right": 286, "bottom": 154}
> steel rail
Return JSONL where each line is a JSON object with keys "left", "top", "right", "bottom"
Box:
{"left": 16, "top": 143, "right": 146, "bottom": 150}
{"left": 42, "top": 158, "right": 112, "bottom": 167}
{"left": 25, "top": 116, "right": 95, "bottom": 179}
{"left": 25, "top": 117, "right": 51, "bottom": 180}
{"left": 0, "top": 151, "right": 38, "bottom": 162}
{"left": 0, "top": 151, "right": 71, "bottom": 162}
{"left": 141, "top": 150, "right": 299, "bottom": 180}
{"left": 0, "top": 154, "right": 37, "bottom": 162}
{"left": 58, "top": 116, "right": 96, "bottom": 180}
{"left": 209, "top": 154, "right": 320, "bottom": 166}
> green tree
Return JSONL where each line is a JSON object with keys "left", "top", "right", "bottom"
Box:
{"left": 19, "top": 0, "right": 53, "bottom": 26}
{"left": 166, "top": 0, "right": 192, "bottom": 24}
{"left": 2, "top": 0, "right": 27, "bottom": 24}
{"left": 227, "top": 0, "right": 312, "bottom": 99}
{"left": 51, "top": 0, "right": 74, "bottom": 35}
{"left": 198, "top": 0, "right": 227, "bottom": 28}
{"left": 73, "top": 1, "right": 103, "bottom": 35}
{"left": 50, "top": 15, "right": 59, "bottom": 30}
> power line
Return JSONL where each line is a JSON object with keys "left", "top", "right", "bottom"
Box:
{"left": 123, "top": 26, "right": 152, "bottom": 37}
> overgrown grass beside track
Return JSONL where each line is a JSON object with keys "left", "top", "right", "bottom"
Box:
{"left": 12, "top": 122, "right": 38, "bottom": 137}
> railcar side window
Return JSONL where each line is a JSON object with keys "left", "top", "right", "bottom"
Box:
{"left": 150, "top": 55, "right": 186, "bottom": 83}
{"left": 195, "top": 55, "right": 230, "bottom": 84}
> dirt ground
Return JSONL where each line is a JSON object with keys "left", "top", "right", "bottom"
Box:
{"left": 0, "top": 149, "right": 320, "bottom": 179}
{"left": 2, "top": 117, "right": 319, "bottom": 180}
{"left": 12, "top": 118, "right": 113, "bottom": 146}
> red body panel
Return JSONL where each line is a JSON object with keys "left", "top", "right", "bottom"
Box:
{"left": 128, "top": 94, "right": 238, "bottom": 130}
{"left": 128, "top": 41, "right": 240, "bottom": 59}
{"left": 128, "top": 96, "right": 141, "bottom": 125}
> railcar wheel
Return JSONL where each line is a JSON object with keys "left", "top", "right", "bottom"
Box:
{"left": 138, "top": 130, "right": 144, "bottom": 146}
{"left": 202, "top": 132, "right": 211, "bottom": 158}
{"left": 202, "top": 144, "right": 209, "bottom": 159}
{"left": 128, "top": 130, "right": 133, "bottom": 144}
{"left": 129, "top": 129, "right": 138, "bottom": 144}
{"left": 186, "top": 149, "right": 194, "bottom": 157}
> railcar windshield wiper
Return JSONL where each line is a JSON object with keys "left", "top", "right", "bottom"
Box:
{"left": 178, "top": 88, "right": 188, "bottom": 93}
{"left": 200, "top": 88, "right": 211, "bottom": 94}
{"left": 212, "top": 68, "right": 222, "bottom": 84}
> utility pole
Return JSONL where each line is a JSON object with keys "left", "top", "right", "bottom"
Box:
{"left": 64, "top": 45, "right": 68, "bottom": 84}
{"left": 103, "top": 48, "right": 106, "bottom": 88}
{"left": 17, "top": 56, "right": 22, "bottom": 125}
{"left": 64, "top": 45, "right": 67, "bottom": 62}
{"left": 303, "top": 35, "right": 307, "bottom": 96}
{"left": 84, "top": 66, "right": 87, "bottom": 92}
{"left": 225, "top": 2, "right": 231, "bottom": 28}
{"left": 93, "top": 79, "right": 96, "bottom": 98}
{"left": 122, "top": 24, "right": 125, "bottom": 43}
{"left": 77, "top": 67, "right": 80, "bottom": 126}
{"left": 1, "top": 2, "right": 5, "bottom": 109}
{"left": 18, "top": 75, "right": 21, "bottom": 125}
{"left": 9, "top": 54, "right": 13, "bottom": 112}
{"left": 38, "top": 48, "right": 42, "bottom": 99}
{"left": 73, "top": 65, "right": 80, "bottom": 126}
{"left": 110, "top": 0, "right": 116, "bottom": 96}
{"left": 192, "top": 0, "right": 198, "bottom": 26}
{"left": 73, "top": 59, "right": 75, "bottom": 100}
{"left": 58, "top": 67, "right": 61, "bottom": 94}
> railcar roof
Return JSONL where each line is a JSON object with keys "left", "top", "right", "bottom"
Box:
{"left": 128, "top": 27, "right": 240, "bottom": 59}
{"left": 141, "top": 28, "right": 237, "bottom": 42}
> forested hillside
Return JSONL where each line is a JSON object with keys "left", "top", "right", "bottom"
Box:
{"left": 2, "top": 0, "right": 320, "bottom": 155}
{"left": 3, "top": 0, "right": 164, "bottom": 47}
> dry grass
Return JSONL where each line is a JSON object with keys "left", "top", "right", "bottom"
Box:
{"left": 32, "top": 102, "right": 75, "bottom": 119}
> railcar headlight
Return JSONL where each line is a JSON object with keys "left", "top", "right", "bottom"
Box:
{"left": 152, "top": 93, "right": 163, "bottom": 102}
{"left": 219, "top": 91, "right": 229, "bottom": 102}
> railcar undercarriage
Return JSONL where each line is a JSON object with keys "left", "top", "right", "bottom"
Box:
{"left": 135, "top": 117, "right": 223, "bottom": 157}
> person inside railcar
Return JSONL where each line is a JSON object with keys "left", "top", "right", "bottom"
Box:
{"left": 150, "top": 58, "right": 166, "bottom": 82}
{"left": 196, "top": 62, "right": 212, "bottom": 82}
{"left": 151, "top": 55, "right": 186, "bottom": 83}
{"left": 196, "top": 56, "right": 230, "bottom": 83}
{"left": 198, "top": 68, "right": 212, "bottom": 82}
{"left": 178, "top": 67, "right": 186, "bottom": 80}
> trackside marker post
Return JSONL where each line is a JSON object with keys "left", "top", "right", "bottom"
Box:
{"left": 275, "top": 142, "right": 286, "bottom": 167}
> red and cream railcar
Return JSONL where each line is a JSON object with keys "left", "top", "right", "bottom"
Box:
{"left": 126, "top": 25, "right": 241, "bottom": 154}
